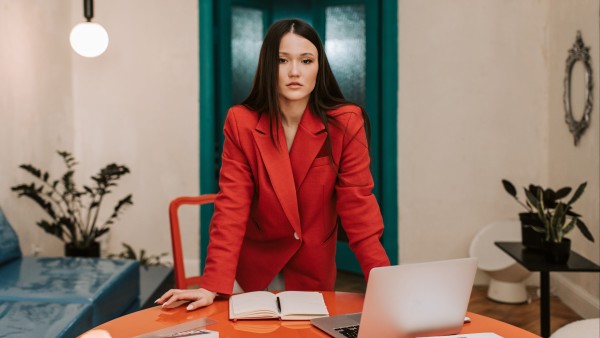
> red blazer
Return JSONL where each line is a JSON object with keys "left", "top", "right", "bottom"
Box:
{"left": 200, "top": 104, "right": 390, "bottom": 294}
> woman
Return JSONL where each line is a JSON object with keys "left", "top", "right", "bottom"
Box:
{"left": 157, "top": 19, "right": 390, "bottom": 311}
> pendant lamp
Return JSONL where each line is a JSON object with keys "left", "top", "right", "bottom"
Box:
{"left": 70, "top": 0, "right": 109, "bottom": 57}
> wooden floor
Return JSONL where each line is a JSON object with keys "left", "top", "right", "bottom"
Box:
{"left": 334, "top": 271, "right": 583, "bottom": 337}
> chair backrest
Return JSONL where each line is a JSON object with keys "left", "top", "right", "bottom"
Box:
{"left": 168, "top": 194, "right": 217, "bottom": 289}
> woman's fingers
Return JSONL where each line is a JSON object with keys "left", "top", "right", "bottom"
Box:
{"left": 186, "top": 298, "right": 210, "bottom": 311}
{"left": 154, "top": 288, "right": 178, "bottom": 304}
{"left": 155, "top": 288, "right": 217, "bottom": 310}
{"left": 161, "top": 290, "right": 192, "bottom": 308}
{"left": 186, "top": 289, "right": 217, "bottom": 310}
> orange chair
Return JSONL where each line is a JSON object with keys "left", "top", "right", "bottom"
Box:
{"left": 168, "top": 194, "right": 217, "bottom": 289}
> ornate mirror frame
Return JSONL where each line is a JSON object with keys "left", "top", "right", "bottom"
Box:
{"left": 563, "top": 30, "right": 594, "bottom": 146}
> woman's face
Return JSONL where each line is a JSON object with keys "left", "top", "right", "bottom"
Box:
{"left": 277, "top": 32, "right": 318, "bottom": 107}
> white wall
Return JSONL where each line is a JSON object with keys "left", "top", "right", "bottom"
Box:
{"left": 547, "top": 0, "right": 600, "bottom": 318}
{"left": 398, "top": 0, "right": 548, "bottom": 262}
{"left": 0, "top": 1, "right": 199, "bottom": 272}
{"left": 0, "top": 0, "right": 73, "bottom": 256}
{"left": 398, "top": 0, "right": 599, "bottom": 317}
{"left": 70, "top": 0, "right": 200, "bottom": 262}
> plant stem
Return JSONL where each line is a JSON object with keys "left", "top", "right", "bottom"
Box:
{"left": 516, "top": 199, "right": 532, "bottom": 212}
{"left": 83, "top": 191, "right": 97, "bottom": 243}
{"left": 39, "top": 180, "right": 70, "bottom": 219}
{"left": 87, "top": 193, "right": 104, "bottom": 245}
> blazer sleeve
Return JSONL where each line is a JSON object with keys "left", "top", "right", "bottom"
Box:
{"left": 200, "top": 108, "right": 254, "bottom": 294}
{"left": 335, "top": 111, "right": 391, "bottom": 279}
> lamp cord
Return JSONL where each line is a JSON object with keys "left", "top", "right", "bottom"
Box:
{"left": 84, "top": 0, "right": 93, "bottom": 22}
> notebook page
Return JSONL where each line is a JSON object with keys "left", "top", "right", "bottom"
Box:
{"left": 231, "top": 291, "right": 279, "bottom": 317}
{"left": 277, "top": 291, "right": 329, "bottom": 317}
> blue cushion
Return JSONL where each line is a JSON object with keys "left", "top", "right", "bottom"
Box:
{"left": 0, "top": 207, "right": 21, "bottom": 265}
{"left": 0, "top": 300, "right": 92, "bottom": 338}
{"left": 0, "top": 257, "right": 140, "bottom": 325}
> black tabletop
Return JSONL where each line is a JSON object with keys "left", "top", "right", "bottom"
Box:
{"left": 495, "top": 242, "right": 600, "bottom": 272}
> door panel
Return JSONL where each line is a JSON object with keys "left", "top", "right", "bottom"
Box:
{"left": 201, "top": 0, "right": 397, "bottom": 275}
{"left": 320, "top": 0, "right": 379, "bottom": 274}
{"left": 324, "top": 4, "right": 366, "bottom": 107}
{"left": 231, "top": 6, "right": 264, "bottom": 105}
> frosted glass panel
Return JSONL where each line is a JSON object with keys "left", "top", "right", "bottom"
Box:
{"left": 325, "top": 5, "right": 366, "bottom": 106}
{"left": 232, "top": 6, "right": 263, "bottom": 105}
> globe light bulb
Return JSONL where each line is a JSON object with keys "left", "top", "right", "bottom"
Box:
{"left": 70, "top": 22, "right": 109, "bottom": 58}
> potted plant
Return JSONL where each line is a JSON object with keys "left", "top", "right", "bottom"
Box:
{"left": 11, "top": 151, "right": 133, "bottom": 257}
{"left": 108, "top": 242, "right": 170, "bottom": 268}
{"left": 501, "top": 179, "right": 595, "bottom": 263}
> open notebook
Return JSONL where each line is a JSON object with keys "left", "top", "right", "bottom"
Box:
{"left": 311, "top": 257, "right": 478, "bottom": 338}
{"left": 229, "top": 291, "right": 329, "bottom": 320}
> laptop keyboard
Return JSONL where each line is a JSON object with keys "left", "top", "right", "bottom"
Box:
{"left": 334, "top": 325, "right": 359, "bottom": 338}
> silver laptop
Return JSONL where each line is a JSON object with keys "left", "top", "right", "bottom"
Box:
{"left": 311, "top": 257, "right": 477, "bottom": 338}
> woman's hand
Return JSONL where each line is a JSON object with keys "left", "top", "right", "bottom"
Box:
{"left": 155, "top": 288, "right": 217, "bottom": 311}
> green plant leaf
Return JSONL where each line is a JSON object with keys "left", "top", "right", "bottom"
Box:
{"left": 562, "top": 218, "right": 575, "bottom": 235}
{"left": 124, "top": 243, "right": 137, "bottom": 259}
{"left": 58, "top": 150, "right": 78, "bottom": 169}
{"left": 567, "top": 182, "right": 587, "bottom": 205}
{"left": 19, "top": 164, "right": 42, "bottom": 178}
{"left": 529, "top": 225, "right": 546, "bottom": 233}
{"left": 547, "top": 204, "right": 562, "bottom": 242}
{"left": 59, "top": 216, "right": 77, "bottom": 242}
{"left": 554, "top": 187, "right": 571, "bottom": 200}
{"left": 542, "top": 188, "right": 557, "bottom": 208}
{"left": 11, "top": 184, "right": 57, "bottom": 219}
{"left": 109, "top": 242, "right": 170, "bottom": 267}
{"left": 501, "top": 179, "right": 517, "bottom": 197}
{"left": 111, "top": 195, "right": 133, "bottom": 219}
{"left": 13, "top": 151, "right": 133, "bottom": 247}
{"left": 575, "top": 219, "right": 595, "bottom": 242}
{"left": 37, "top": 219, "right": 63, "bottom": 239}
{"left": 528, "top": 184, "right": 543, "bottom": 196}
{"left": 90, "top": 228, "right": 110, "bottom": 244}
{"left": 525, "top": 188, "right": 541, "bottom": 211}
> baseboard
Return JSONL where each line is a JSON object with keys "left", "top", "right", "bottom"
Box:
{"left": 552, "top": 273, "right": 600, "bottom": 319}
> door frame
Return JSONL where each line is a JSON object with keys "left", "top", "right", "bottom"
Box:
{"left": 198, "top": 0, "right": 398, "bottom": 271}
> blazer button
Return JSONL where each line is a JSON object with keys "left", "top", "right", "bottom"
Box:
{"left": 294, "top": 232, "right": 300, "bottom": 240}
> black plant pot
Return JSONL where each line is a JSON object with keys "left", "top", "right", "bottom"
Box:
{"left": 65, "top": 241, "right": 100, "bottom": 258}
{"left": 519, "top": 212, "right": 545, "bottom": 251}
{"left": 544, "top": 238, "right": 571, "bottom": 264}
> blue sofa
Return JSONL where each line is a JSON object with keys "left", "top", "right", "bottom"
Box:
{"left": 0, "top": 207, "right": 140, "bottom": 338}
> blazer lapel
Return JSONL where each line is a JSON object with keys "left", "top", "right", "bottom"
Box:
{"left": 289, "top": 106, "right": 327, "bottom": 190}
{"left": 253, "top": 114, "right": 301, "bottom": 234}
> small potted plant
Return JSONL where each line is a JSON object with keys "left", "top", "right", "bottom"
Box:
{"left": 501, "top": 179, "right": 594, "bottom": 263}
{"left": 108, "top": 242, "right": 170, "bottom": 268}
{"left": 11, "top": 151, "right": 133, "bottom": 257}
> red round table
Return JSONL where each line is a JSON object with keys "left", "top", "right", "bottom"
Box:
{"left": 85, "top": 292, "right": 540, "bottom": 337}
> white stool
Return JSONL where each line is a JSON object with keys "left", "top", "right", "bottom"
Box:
{"left": 550, "top": 318, "right": 600, "bottom": 338}
{"left": 469, "top": 220, "right": 531, "bottom": 303}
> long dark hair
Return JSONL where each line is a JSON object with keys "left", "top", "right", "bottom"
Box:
{"left": 242, "top": 18, "right": 371, "bottom": 149}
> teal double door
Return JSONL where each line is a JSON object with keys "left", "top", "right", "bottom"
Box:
{"left": 199, "top": 0, "right": 398, "bottom": 274}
